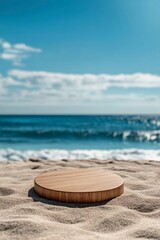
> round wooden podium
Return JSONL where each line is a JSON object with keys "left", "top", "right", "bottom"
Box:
{"left": 34, "top": 168, "right": 124, "bottom": 203}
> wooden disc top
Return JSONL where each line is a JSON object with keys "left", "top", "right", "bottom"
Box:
{"left": 34, "top": 168, "right": 124, "bottom": 203}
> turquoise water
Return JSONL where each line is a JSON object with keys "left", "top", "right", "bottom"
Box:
{"left": 0, "top": 115, "right": 160, "bottom": 150}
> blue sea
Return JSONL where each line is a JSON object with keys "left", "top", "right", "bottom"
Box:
{"left": 0, "top": 115, "right": 160, "bottom": 161}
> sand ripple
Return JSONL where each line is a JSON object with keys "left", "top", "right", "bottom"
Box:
{"left": 0, "top": 159, "right": 160, "bottom": 240}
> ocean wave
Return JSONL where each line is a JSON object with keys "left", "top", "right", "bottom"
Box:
{"left": 0, "top": 148, "right": 160, "bottom": 161}
{"left": 0, "top": 129, "right": 160, "bottom": 142}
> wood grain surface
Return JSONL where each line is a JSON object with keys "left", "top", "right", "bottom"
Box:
{"left": 34, "top": 168, "right": 124, "bottom": 203}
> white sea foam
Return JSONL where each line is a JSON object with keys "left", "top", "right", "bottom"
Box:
{"left": 0, "top": 148, "right": 160, "bottom": 161}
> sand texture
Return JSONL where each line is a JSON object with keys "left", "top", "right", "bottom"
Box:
{"left": 0, "top": 159, "right": 160, "bottom": 240}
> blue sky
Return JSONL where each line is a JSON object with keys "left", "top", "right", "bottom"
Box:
{"left": 0, "top": 0, "right": 160, "bottom": 114}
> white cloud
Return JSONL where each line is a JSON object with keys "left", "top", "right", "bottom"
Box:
{"left": 0, "top": 69, "right": 159, "bottom": 107}
{"left": 14, "top": 43, "right": 41, "bottom": 52}
{"left": 0, "top": 39, "right": 41, "bottom": 66}
{"left": 0, "top": 37, "right": 159, "bottom": 113}
{"left": 1, "top": 53, "right": 20, "bottom": 60}
{"left": 9, "top": 69, "right": 160, "bottom": 89}
{"left": 1, "top": 41, "right": 11, "bottom": 49}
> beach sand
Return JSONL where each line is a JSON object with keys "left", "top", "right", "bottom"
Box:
{"left": 0, "top": 159, "right": 160, "bottom": 240}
